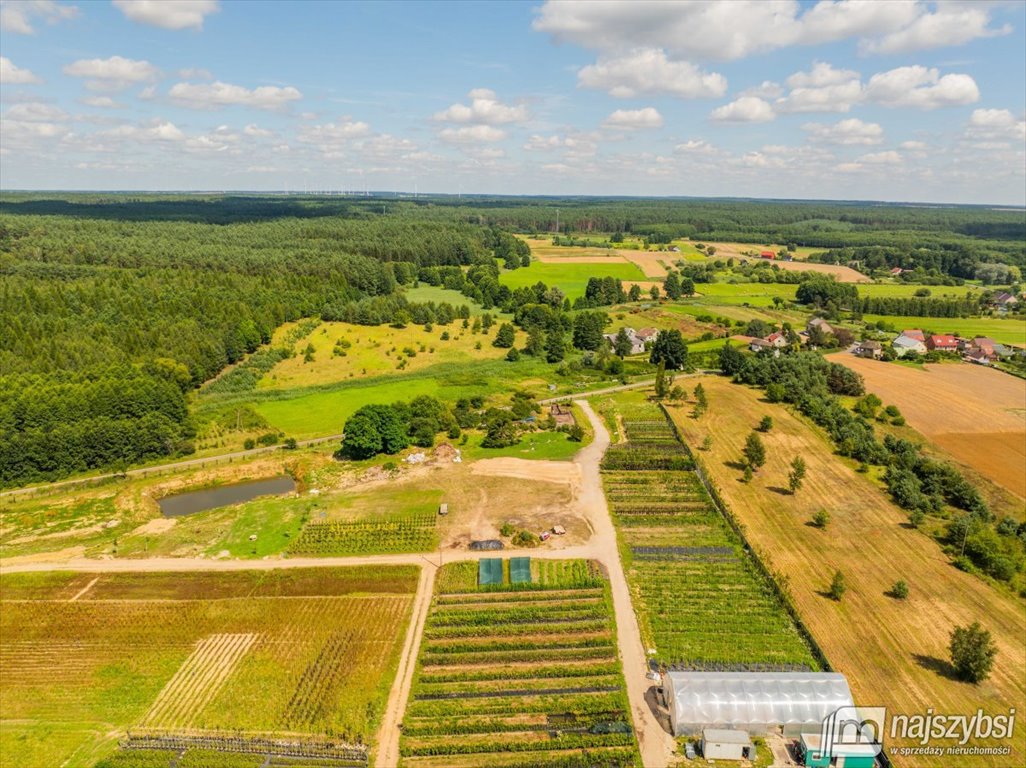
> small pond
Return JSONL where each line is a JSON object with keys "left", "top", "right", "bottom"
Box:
{"left": 158, "top": 475, "right": 296, "bottom": 517}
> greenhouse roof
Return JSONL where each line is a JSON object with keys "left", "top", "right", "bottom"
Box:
{"left": 666, "top": 672, "right": 854, "bottom": 733}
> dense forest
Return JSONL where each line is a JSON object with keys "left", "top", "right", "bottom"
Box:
{"left": 1, "top": 193, "right": 1023, "bottom": 486}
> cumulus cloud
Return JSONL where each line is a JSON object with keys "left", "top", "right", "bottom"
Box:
{"left": 3, "top": 101, "right": 68, "bottom": 122}
{"left": 297, "top": 119, "right": 372, "bottom": 146}
{"left": 63, "top": 56, "right": 159, "bottom": 91}
{"left": 602, "top": 107, "right": 663, "bottom": 130}
{"left": 864, "top": 65, "right": 978, "bottom": 109}
{"left": 775, "top": 62, "right": 862, "bottom": 114}
{"left": 169, "top": 81, "right": 302, "bottom": 111}
{"left": 0, "top": 0, "right": 78, "bottom": 34}
{"left": 81, "top": 96, "right": 123, "bottom": 108}
{"left": 113, "top": 0, "right": 219, "bottom": 31}
{"left": 101, "top": 119, "right": 185, "bottom": 142}
{"left": 966, "top": 109, "right": 1026, "bottom": 143}
{"left": 803, "top": 118, "right": 884, "bottom": 145}
{"left": 859, "top": 150, "right": 902, "bottom": 164}
{"left": 178, "top": 67, "right": 213, "bottom": 80}
{"left": 434, "top": 89, "right": 527, "bottom": 125}
{"left": 533, "top": 0, "right": 1005, "bottom": 61}
{"left": 243, "top": 123, "right": 273, "bottom": 137}
{"left": 710, "top": 97, "right": 774, "bottom": 123}
{"left": 439, "top": 125, "right": 507, "bottom": 143}
{"left": 0, "top": 56, "right": 41, "bottom": 84}
{"left": 578, "top": 49, "right": 726, "bottom": 99}
{"left": 675, "top": 139, "right": 719, "bottom": 155}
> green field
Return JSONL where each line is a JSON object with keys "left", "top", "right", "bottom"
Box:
{"left": 399, "top": 560, "right": 639, "bottom": 767}
{"left": 600, "top": 404, "right": 818, "bottom": 670}
{"left": 863, "top": 315, "right": 1026, "bottom": 345}
{"left": 500, "top": 261, "right": 647, "bottom": 300}
{"left": 0, "top": 567, "right": 418, "bottom": 768}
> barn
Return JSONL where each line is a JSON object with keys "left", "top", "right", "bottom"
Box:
{"left": 663, "top": 671, "right": 855, "bottom": 737}
{"left": 760, "top": 250, "right": 776, "bottom": 259}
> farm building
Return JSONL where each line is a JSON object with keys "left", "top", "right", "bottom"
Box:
{"left": 603, "top": 327, "right": 646, "bottom": 355}
{"left": 635, "top": 327, "right": 660, "bottom": 344}
{"left": 549, "top": 403, "right": 575, "bottom": 427}
{"left": 663, "top": 671, "right": 855, "bottom": 737}
{"left": 760, "top": 250, "right": 775, "bottom": 259}
{"left": 797, "top": 732, "right": 878, "bottom": 768}
{"left": 892, "top": 333, "right": 926, "bottom": 357}
{"left": 807, "top": 317, "right": 835, "bottom": 337}
{"left": 901, "top": 328, "right": 926, "bottom": 341}
{"left": 854, "top": 340, "right": 882, "bottom": 359}
{"left": 766, "top": 331, "right": 788, "bottom": 348}
{"left": 749, "top": 337, "right": 780, "bottom": 357}
{"left": 926, "top": 334, "right": 960, "bottom": 352}
{"left": 990, "top": 291, "right": 1019, "bottom": 311}
{"left": 701, "top": 729, "right": 753, "bottom": 761}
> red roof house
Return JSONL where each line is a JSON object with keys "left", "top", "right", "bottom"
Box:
{"left": 760, "top": 251, "right": 775, "bottom": 259}
{"left": 926, "top": 334, "right": 959, "bottom": 351}
{"left": 901, "top": 329, "right": 925, "bottom": 341}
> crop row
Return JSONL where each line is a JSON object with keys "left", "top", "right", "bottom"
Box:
{"left": 288, "top": 513, "right": 437, "bottom": 555}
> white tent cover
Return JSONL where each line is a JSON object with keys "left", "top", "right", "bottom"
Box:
{"left": 666, "top": 671, "right": 854, "bottom": 736}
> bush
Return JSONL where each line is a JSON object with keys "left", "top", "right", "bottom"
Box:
{"left": 512, "top": 530, "right": 539, "bottom": 547}
{"left": 757, "top": 415, "right": 773, "bottom": 432}
{"left": 890, "top": 580, "right": 909, "bottom": 599}
{"left": 283, "top": 437, "right": 298, "bottom": 450}
{"left": 243, "top": 438, "right": 256, "bottom": 450}
{"left": 949, "top": 621, "right": 997, "bottom": 683}
{"left": 812, "top": 509, "right": 831, "bottom": 528}
{"left": 828, "top": 570, "right": 846, "bottom": 601}
{"left": 500, "top": 522, "right": 516, "bottom": 537}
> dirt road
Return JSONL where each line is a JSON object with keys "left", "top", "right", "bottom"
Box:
{"left": 1, "top": 397, "right": 676, "bottom": 767}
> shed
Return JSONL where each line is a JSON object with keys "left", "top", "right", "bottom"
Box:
{"left": 478, "top": 557, "right": 504, "bottom": 586}
{"left": 509, "top": 557, "right": 532, "bottom": 584}
{"left": 664, "top": 671, "right": 855, "bottom": 737}
{"left": 798, "top": 732, "right": 878, "bottom": 768}
{"left": 760, "top": 250, "right": 776, "bottom": 259}
{"left": 438, "top": 503, "right": 448, "bottom": 516}
{"left": 701, "top": 729, "right": 752, "bottom": 761}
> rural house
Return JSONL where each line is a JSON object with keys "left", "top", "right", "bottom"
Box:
{"left": 748, "top": 337, "right": 780, "bottom": 357}
{"left": 901, "top": 328, "right": 926, "bottom": 341}
{"left": 926, "top": 334, "right": 960, "bottom": 352}
{"left": 760, "top": 250, "right": 775, "bottom": 259}
{"left": 889, "top": 266, "right": 904, "bottom": 276}
{"left": 854, "top": 340, "right": 883, "bottom": 359}
{"left": 963, "top": 348, "right": 992, "bottom": 366}
{"left": 990, "top": 291, "right": 1019, "bottom": 312}
{"left": 892, "top": 333, "right": 927, "bottom": 357}
{"left": 765, "top": 331, "right": 788, "bottom": 348}
{"left": 806, "top": 317, "right": 835, "bottom": 336}
{"left": 603, "top": 327, "right": 646, "bottom": 355}
{"left": 634, "top": 327, "right": 660, "bottom": 345}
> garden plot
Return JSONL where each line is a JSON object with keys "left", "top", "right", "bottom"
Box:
{"left": 601, "top": 402, "right": 818, "bottom": 671}
{"left": 398, "top": 560, "right": 640, "bottom": 768}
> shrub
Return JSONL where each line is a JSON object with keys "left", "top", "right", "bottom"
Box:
{"left": 512, "top": 530, "right": 539, "bottom": 547}
{"left": 828, "top": 570, "right": 846, "bottom": 601}
{"left": 812, "top": 509, "right": 831, "bottom": 529}
{"left": 890, "top": 580, "right": 909, "bottom": 599}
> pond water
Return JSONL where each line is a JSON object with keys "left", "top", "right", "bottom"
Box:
{"left": 158, "top": 475, "right": 296, "bottom": 517}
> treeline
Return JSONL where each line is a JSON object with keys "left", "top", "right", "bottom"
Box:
{"left": 0, "top": 365, "right": 193, "bottom": 485}
{"left": 808, "top": 244, "right": 1024, "bottom": 281}
{"left": 719, "top": 346, "right": 1024, "bottom": 586}
{"left": 796, "top": 277, "right": 984, "bottom": 318}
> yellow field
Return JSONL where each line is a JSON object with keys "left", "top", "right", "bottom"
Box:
{"left": 520, "top": 237, "right": 672, "bottom": 278}
{"left": 666, "top": 377, "right": 1025, "bottom": 768}
{"left": 261, "top": 320, "right": 517, "bottom": 390}
{"left": 827, "top": 355, "right": 1026, "bottom": 501}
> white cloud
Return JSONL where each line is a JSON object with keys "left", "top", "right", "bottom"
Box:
{"left": 81, "top": 96, "right": 123, "bottom": 108}
{"left": 900, "top": 140, "right": 927, "bottom": 150}
{"left": 297, "top": 119, "right": 371, "bottom": 145}
{"left": 63, "top": 56, "right": 159, "bottom": 91}
{"left": 100, "top": 119, "right": 184, "bottom": 142}
{"left": 740, "top": 80, "right": 783, "bottom": 99}
{"left": 776, "top": 62, "right": 863, "bottom": 114}
{"left": 966, "top": 109, "right": 1026, "bottom": 143}
{"left": 533, "top": 0, "right": 1004, "bottom": 61}
{"left": 861, "top": 3, "right": 1012, "bottom": 55}
{"left": 439, "top": 125, "right": 507, "bottom": 143}
{"left": 0, "top": 56, "right": 41, "bottom": 84}
{"left": 138, "top": 85, "right": 157, "bottom": 100}
{"left": 710, "top": 97, "right": 774, "bottom": 123}
{"left": 169, "top": 81, "right": 302, "bottom": 111}
{"left": 578, "top": 49, "right": 726, "bottom": 99}
{"left": 602, "top": 107, "right": 663, "bottom": 130}
{"left": 803, "top": 118, "right": 884, "bottom": 145}
{"left": 0, "top": 0, "right": 78, "bottom": 34}
{"left": 243, "top": 123, "right": 273, "bottom": 137}
{"left": 3, "top": 102, "right": 67, "bottom": 122}
{"left": 675, "top": 139, "right": 719, "bottom": 155}
{"left": 434, "top": 89, "right": 527, "bottom": 125}
{"left": 178, "top": 67, "right": 213, "bottom": 80}
{"left": 864, "top": 65, "right": 978, "bottom": 109}
{"left": 859, "top": 150, "right": 902, "bottom": 164}
{"left": 113, "top": 0, "right": 219, "bottom": 31}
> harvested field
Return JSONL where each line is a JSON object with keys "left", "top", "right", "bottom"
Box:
{"left": 667, "top": 377, "right": 1026, "bottom": 768}
{"left": 0, "top": 566, "right": 418, "bottom": 767}
{"left": 827, "top": 355, "right": 1026, "bottom": 500}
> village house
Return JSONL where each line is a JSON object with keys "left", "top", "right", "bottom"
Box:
{"left": 901, "top": 329, "right": 926, "bottom": 341}
{"left": 765, "top": 331, "right": 788, "bottom": 348}
{"left": 889, "top": 267, "right": 904, "bottom": 276}
{"left": 806, "top": 317, "right": 835, "bottom": 336}
{"left": 963, "top": 348, "right": 992, "bottom": 366}
{"left": 603, "top": 327, "right": 646, "bottom": 355}
{"left": 634, "top": 327, "right": 660, "bottom": 345}
{"left": 748, "top": 337, "right": 780, "bottom": 357}
{"left": 760, "top": 250, "right": 775, "bottom": 260}
{"left": 854, "top": 340, "right": 883, "bottom": 359}
{"left": 990, "top": 291, "right": 1019, "bottom": 312}
{"left": 892, "top": 333, "right": 927, "bottom": 357}
{"left": 962, "top": 336, "right": 1009, "bottom": 364}
{"left": 926, "top": 334, "right": 960, "bottom": 352}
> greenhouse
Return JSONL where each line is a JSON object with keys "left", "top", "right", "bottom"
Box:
{"left": 664, "top": 671, "right": 855, "bottom": 736}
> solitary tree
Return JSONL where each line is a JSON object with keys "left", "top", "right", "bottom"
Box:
{"left": 812, "top": 509, "right": 830, "bottom": 528}
{"left": 949, "top": 622, "right": 997, "bottom": 683}
{"left": 758, "top": 415, "right": 773, "bottom": 432}
{"left": 693, "top": 383, "right": 708, "bottom": 412}
{"left": 788, "top": 456, "right": 807, "bottom": 494}
{"left": 742, "top": 465, "right": 753, "bottom": 483}
{"left": 664, "top": 271, "right": 683, "bottom": 299}
{"left": 654, "top": 359, "right": 668, "bottom": 399}
{"left": 628, "top": 283, "right": 642, "bottom": 302}
{"left": 743, "top": 431, "right": 766, "bottom": 471}
{"left": 828, "top": 570, "right": 846, "bottom": 601}
{"left": 649, "top": 330, "right": 688, "bottom": 370}
{"left": 890, "top": 580, "right": 910, "bottom": 600}
{"left": 701, "top": 435, "right": 713, "bottom": 451}
{"left": 492, "top": 323, "right": 515, "bottom": 348}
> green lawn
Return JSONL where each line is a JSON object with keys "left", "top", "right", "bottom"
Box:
{"left": 500, "top": 260, "right": 646, "bottom": 300}
{"left": 863, "top": 315, "right": 1026, "bottom": 345}
{"left": 460, "top": 427, "right": 585, "bottom": 462}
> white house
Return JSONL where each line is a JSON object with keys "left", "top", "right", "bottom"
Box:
{"left": 892, "top": 334, "right": 927, "bottom": 357}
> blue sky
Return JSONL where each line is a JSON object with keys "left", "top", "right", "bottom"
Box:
{"left": 1, "top": 0, "right": 1024, "bottom": 203}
